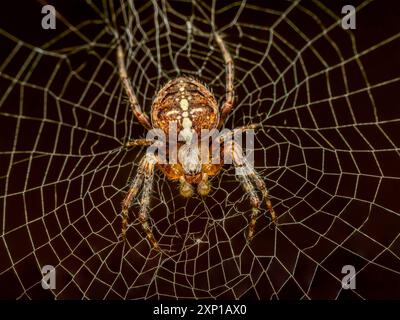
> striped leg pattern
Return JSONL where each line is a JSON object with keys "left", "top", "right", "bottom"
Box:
{"left": 227, "top": 141, "right": 277, "bottom": 241}
{"left": 121, "top": 153, "right": 160, "bottom": 250}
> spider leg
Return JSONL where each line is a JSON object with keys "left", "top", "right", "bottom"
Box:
{"left": 121, "top": 153, "right": 160, "bottom": 250}
{"left": 215, "top": 33, "right": 235, "bottom": 128}
{"left": 117, "top": 45, "right": 152, "bottom": 130}
{"left": 227, "top": 141, "right": 277, "bottom": 241}
{"left": 121, "top": 174, "right": 144, "bottom": 239}
{"left": 137, "top": 159, "right": 159, "bottom": 250}
{"left": 249, "top": 172, "right": 277, "bottom": 223}
{"left": 236, "top": 173, "right": 262, "bottom": 241}
{"left": 219, "top": 123, "right": 261, "bottom": 142}
{"left": 124, "top": 138, "right": 154, "bottom": 148}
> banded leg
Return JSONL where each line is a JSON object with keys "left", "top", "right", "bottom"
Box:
{"left": 218, "top": 123, "right": 261, "bottom": 142}
{"left": 227, "top": 141, "right": 277, "bottom": 240}
{"left": 236, "top": 173, "right": 262, "bottom": 241}
{"left": 215, "top": 33, "right": 235, "bottom": 128}
{"left": 138, "top": 165, "right": 159, "bottom": 250}
{"left": 121, "top": 174, "right": 144, "bottom": 238}
{"left": 117, "top": 45, "right": 152, "bottom": 130}
{"left": 249, "top": 173, "right": 277, "bottom": 223}
{"left": 124, "top": 138, "right": 154, "bottom": 148}
{"left": 121, "top": 153, "right": 160, "bottom": 250}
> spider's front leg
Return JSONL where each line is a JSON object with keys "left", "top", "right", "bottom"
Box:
{"left": 121, "top": 152, "right": 160, "bottom": 250}
{"left": 215, "top": 33, "right": 235, "bottom": 128}
{"left": 117, "top": 45, "right": 152, "bottom": 130}
{"left": 226, "top": 141, "right": 277, "bottom": 241}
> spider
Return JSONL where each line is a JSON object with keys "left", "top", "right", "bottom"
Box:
{"left": 117, "top": 33, "right": 276, "bottom": 250}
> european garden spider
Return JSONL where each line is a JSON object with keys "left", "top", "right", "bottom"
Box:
{"left": 118, "top": 33, "right": 276, "bottom": 250}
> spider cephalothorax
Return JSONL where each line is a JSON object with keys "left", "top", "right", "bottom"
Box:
{"left": 117, "top": 33, "right": 276, "bottom": 251}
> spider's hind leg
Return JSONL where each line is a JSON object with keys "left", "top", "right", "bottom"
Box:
{"left": 138, "top": 168, "right": 160, "bottom": 251}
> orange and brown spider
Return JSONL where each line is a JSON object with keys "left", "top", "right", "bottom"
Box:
{"left": 117, "top": 33, "right": 276, "bottom": 250}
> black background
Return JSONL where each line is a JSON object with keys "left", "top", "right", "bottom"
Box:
{"left": 0, "top": 0, "right": 399, "bottom": 300}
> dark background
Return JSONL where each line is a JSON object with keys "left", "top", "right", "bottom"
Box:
{"left": 0, "top": 0, "right": 399, "bottom": 299}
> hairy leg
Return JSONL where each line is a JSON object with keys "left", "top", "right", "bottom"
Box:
{"left": 137, "top": 161, "right": 159, "bottom": 250}
{"left": 214, "top": 33, "right": 235, "bottom": 128}
{"left": 121, "top": 153, "right": 160, "bottom": 250}
{"left": 218, "top": 123, "right": 261, "bottom": 142}
{"left": 124, "top": 138, "right": 154, "bottom": 148}
{"left": 117, "top": 45, "right": 152, "bottom": 130}
{"left": 121, "top": 173, "right": 143, "bottom": 239}
{"left": 236, "top": 173, "right": 262, "bottom": 241}
{"left": 227, "top": 141, "right": 277, "bottom": 240}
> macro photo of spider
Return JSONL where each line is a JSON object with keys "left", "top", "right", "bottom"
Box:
{"left": 118, "top": 33, "right": 276, "bottom": 251}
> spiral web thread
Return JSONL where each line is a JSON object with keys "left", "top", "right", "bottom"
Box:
{"left": 0, "top": 0, "right": 399, "bottom": 299}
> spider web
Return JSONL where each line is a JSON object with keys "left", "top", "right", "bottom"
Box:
{"left": 0, "top": 0, "right": 400, "bottom": 299}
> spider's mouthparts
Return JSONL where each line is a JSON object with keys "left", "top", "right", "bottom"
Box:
{"left": 197, "top": 180, "right": 211, "bottom": 196}
{"left": 179, "top": 180, "right": 194, "bottom": 198}
{"left": 179, "top": 144, "right": 202, "bottom": 175}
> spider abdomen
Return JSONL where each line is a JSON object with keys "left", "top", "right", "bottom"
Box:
{"left": 151, "top": 77, "right": 219, "bottom": 136}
